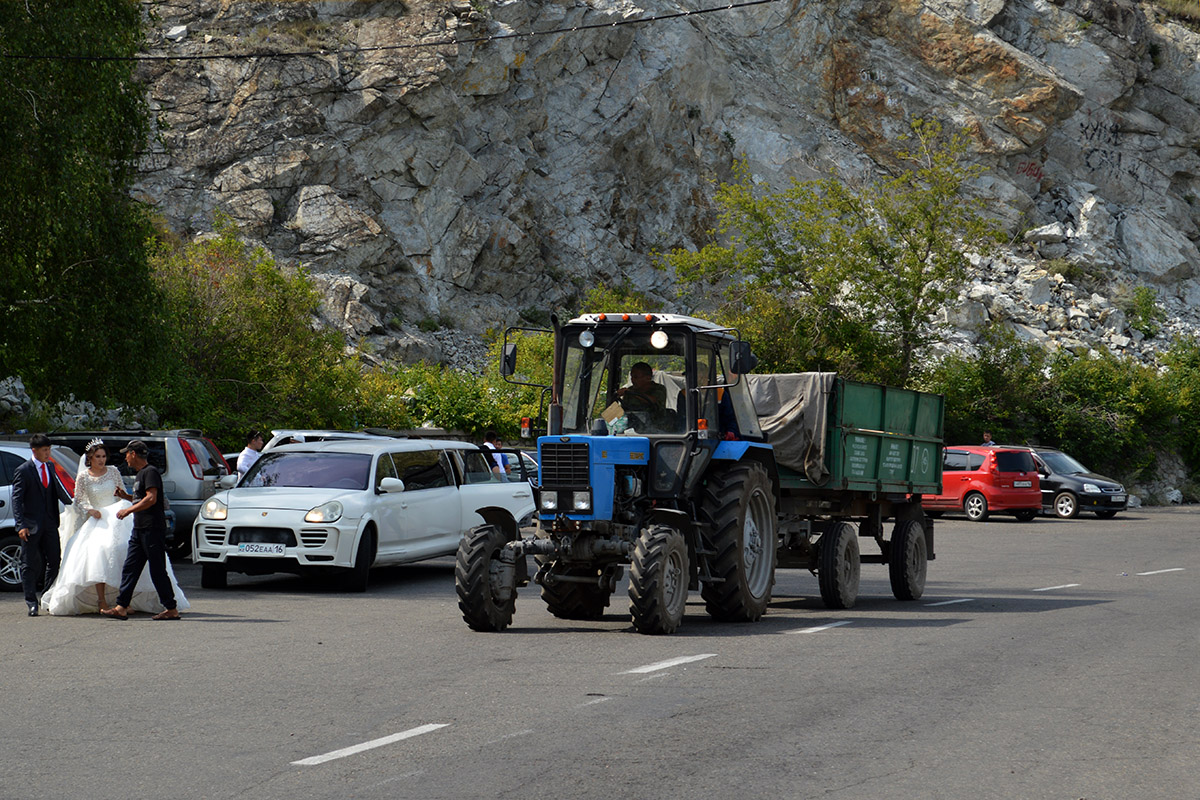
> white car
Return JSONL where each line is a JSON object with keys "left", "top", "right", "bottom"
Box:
{"left": 191, "top": 439, "right": 535, "bottom": 591}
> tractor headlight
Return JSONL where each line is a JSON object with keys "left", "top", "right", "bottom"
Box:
{"left": 540, "top": 491, "right": 558, "bottom": 511}
{"left": 572, "top": 491, "right": 592, "bottom": 512}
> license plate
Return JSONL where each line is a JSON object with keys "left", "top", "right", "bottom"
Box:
{"left": 237, "top": 542, "right": 285, "bottom": 555}
{"left": 1013, "top": 480, "right": 1032, "bottom": 488}
{"left": 1113, "top": 494, "right": 1126, "bottom": 503}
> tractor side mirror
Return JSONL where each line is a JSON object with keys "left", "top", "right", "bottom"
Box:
{"left": 730, "top": 341, "right": 758, "bottom": 375}
{"left": 501, "top": 343, "right": 517, "bottom": 377}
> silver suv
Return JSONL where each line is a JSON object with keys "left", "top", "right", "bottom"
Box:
{"left": 43, "top": 430, "right": 229, "bottom": 555}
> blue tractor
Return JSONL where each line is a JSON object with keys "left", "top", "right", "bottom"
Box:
{"left": 455, "top": 313, "right": 776, "bottom": 635}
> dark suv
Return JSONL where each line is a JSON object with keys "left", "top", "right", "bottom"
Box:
{"left": 1020, "top": 446, "right": 1127, "bottom": 519}
{"left": 43, "top": 430, "right": 229, "bottom": 554}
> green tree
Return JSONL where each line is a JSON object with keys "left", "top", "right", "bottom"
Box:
{"left": 149, "top": 215, "right": 358, "bottom": 439}
{"left": 0, "top": 0, "right": 163, "bottom": 400}
{"left": 666, "top": 119, "right": 1002, "bottom": 384}
{"left": 916, "top": 324, "right": 1048, "bottom": 445}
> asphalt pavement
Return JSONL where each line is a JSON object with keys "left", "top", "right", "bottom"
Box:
{"left": 2, "top": 507, "right": 1197, "bottom": 800}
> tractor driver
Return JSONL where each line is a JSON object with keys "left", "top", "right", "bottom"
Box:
{"left": 615, "top": 362, "right": 666, "bottom": 413}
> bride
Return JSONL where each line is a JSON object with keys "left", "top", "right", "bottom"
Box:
{"left": 41, "top": 439, "right": 190, "bottom": 616}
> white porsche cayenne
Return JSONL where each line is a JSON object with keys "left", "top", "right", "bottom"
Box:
{"left": 192, "top": 438, "right": 534, "bottom": 591}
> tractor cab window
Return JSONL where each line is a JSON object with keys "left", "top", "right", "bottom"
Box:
{"left": 560, "top": 327, "right": 687, "bottom": 435}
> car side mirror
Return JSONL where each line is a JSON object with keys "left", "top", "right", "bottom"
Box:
{"left": 500, "top": 343, "right": 518, "bottom": 377}
{"left": 218, "top": 474, "right": 237, "bottom": 490}
{"left": 730, "top": 341, "right": 757, "bottom": 375}
{"left": 378, "top": 477, "right": 406, "bottom": 494}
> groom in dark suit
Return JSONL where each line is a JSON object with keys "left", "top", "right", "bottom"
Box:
{"left": 12, "top": 433, "right": 73, "bottom": 616}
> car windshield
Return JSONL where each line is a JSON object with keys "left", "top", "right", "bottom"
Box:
{"left": 242, "top": 452, "right": 371, "bottom": 490}
{"left": 1039, "top": 451, "right": 1089, "bottom": 474}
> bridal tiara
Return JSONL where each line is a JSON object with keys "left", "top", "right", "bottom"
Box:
{"left": 86, "top": 437, "right": 105, "bottom": 452}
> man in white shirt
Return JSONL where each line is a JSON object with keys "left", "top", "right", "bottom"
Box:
{"left": 482, "top": 430, "right": 510, "bottom": 478}
{"left": 236, "top": 430, "right": 264, "bottom": 478}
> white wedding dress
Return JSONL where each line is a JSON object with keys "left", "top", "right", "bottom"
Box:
{"left": 41, "top": 465, "right": 190, "bottom": 616}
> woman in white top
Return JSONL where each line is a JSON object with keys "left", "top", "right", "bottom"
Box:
{"left": 41, "top": 440, "right": 190, "bottom": 616}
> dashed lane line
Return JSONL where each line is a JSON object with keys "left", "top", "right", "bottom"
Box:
{"left": 1137, "top": 568, "right": 1185, "bottom": 576}
{"left": 784, "top": 621, "right": 854, "bottom": 635}
{"left": 622, "top": 654, "right": 717, "bottom": 674}
{"left": 925, "top": 598, "right": 974, "bottom": 606}
{"left": 292, "top": 723, "right": 449, "bottom": 766}
{"left": 1032, "top": 583, "right": 1081, "bottom": 592}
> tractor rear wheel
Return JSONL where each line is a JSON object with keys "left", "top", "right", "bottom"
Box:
{"left": 698, "top": 463, "right": 777, "bottom": 622}
{"left": 540, "top": 565, "right": 613, "bottom": 620}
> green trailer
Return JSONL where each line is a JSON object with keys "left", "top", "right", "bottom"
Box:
{"left": 747, "top": 373, "right": 944, "bottom": 608}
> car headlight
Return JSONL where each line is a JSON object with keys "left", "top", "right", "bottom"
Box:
{"left": 305, "top": 500, "right": 343, "bottom": 523}
{"left": 201, "top": 496, "right": 227, "bottom": 520}
{"left": 540, "top": 491, "right": 558, "bottom": 511}
{"left": 572, "top": 491, "right": 592, "bottom": 512}
{"left": 1082, "top": 483, "right": 1101, "bottom": 494}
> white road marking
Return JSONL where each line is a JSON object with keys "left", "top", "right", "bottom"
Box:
{"left": 483, "top": 729, "right": 534, "bottom": 745}
{"left": 784, "top": 621, "right": 854, "bottom": 635}
{"left": 579, "top": 696, "right": 613, "bottom": 707}
{"left": 1033, "top": 583, "right": 1080, "bottom": 592}
{"left": 622, "top": 654, "right": 717, "bottom": 674}
{"left": 1137, "top": 568, "right": 1185, "bottom": 576}
{"left": 925, "top": 598, "right": 974, "bottom": 606}
{"left": 292, "top": 724, "right": 448, "bottom": 766}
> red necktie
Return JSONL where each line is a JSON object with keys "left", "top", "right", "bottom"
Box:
{"left": 41, "top": 463, "right": 48, "bottom": 488}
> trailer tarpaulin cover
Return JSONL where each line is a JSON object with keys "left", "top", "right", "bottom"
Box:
{"left": 745, "top": 373, "right": 836, "bottom": 483}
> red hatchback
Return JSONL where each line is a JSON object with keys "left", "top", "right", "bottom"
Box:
{"left": 923, "top": 445, "right": 1041, "bottom": 522}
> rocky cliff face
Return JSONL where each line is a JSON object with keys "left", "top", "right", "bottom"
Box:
{"left": 133, "top": 0, "right": 1200, "bottom": 367}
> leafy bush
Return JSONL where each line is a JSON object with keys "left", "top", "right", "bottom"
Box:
{"left": 148, "top": 214, "right": 359, "bottom": 446}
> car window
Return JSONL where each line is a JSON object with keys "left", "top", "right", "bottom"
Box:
{"left": 460, "top": 450, "right": 501, "bottom": 485}
{"left": 943, "top": 451, "right": 968, "bottom": 471}
{"left": 243, "top": 452, "right": 371, "bottom": 490}
{"left": 375, "top": 452, "right": 398, "bottom": 489}
{"left": 0, "top": 451, "right": 23, "bottom": 485}
{"left": 966, "top": 453, "right": 985, "bottom": 470}
{"left": 1040, "top": 451, "right": 1087, "bottom": 474}
{"left": 187, "top": 437, "right": 230, "bottom": 476}
{"left": 391, "top": 450, "right": 451, "bottom": 491}
{"left": 995, "top": 451, "right": 1035, "bottom": 472}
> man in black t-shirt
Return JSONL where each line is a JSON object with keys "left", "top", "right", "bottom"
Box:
{"left": 101, "top": 440, "right": 180, "bottom": 620}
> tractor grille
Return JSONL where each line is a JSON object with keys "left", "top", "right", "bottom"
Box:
{"left": 540, "top": 442, "right": 590, "bottom": 487}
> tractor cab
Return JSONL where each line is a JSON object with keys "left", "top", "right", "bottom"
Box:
{"left": 550, "top": 313, "right": 761, "bottom": 441}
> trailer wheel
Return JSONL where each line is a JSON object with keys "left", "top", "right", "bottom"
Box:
{"left": 699, "top": 463, "right": 777, "bottom": 622}
{"left": 818, "top": 521, "right": 860, "bottom": 609}
{"left": 456, "top": 524, "right": 516, "bottom": 632}
{"left": 629, "top": 525, "right": 688, "bottom": 635}
{"left": 540, "top": 565, "right": 612, "bottom": 620}
{"left": 888, "top": 520, "right": 927, "bottom": 601}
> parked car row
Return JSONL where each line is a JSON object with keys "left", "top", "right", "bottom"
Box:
{"left": 922, "top": 444, "right": 1126, "bottom": 522}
